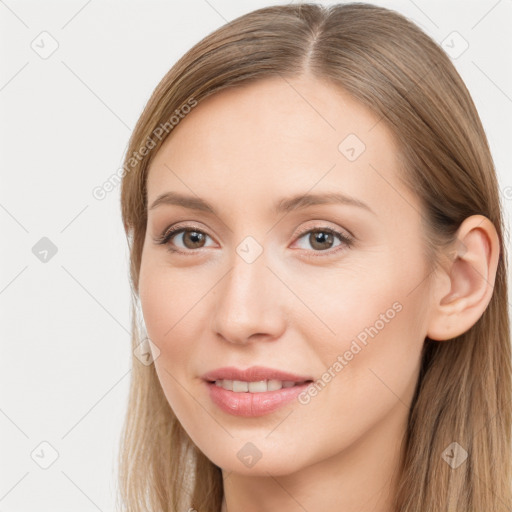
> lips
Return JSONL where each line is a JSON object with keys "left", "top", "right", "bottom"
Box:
{"left": 201, "top": 365, "right": 313, "bottom": 383}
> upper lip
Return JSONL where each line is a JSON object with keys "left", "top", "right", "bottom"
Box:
{"left": 202, "top": 366, "right": 313, "bottom": 383}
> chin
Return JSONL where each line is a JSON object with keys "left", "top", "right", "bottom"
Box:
{"left": 202, "top": 443, "right": 308, "bottom": 477}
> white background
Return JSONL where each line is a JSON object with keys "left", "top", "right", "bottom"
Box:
{"left": 1, "top": 0, "right": 511, "bottom": 510}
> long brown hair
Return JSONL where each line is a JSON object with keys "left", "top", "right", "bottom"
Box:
{"left": 117, "top": 3, "right": 512, "bottom": 511}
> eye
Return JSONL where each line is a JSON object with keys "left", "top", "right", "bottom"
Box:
{"left": 292, "top": 226, "right": 354, "bottom": 255}
{"left": 155, "top": 225, "right": 215, "bottom": 254}
{"left": 154, "top": 224, "right": 354, "bottom": 256}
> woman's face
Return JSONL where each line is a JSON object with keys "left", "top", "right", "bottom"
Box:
{"left": 139, "top": 75, "right": 432, "bottom": 476}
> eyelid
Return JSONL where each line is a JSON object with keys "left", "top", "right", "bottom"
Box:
{"left": 292, "top": 220, "right": 353, "bottom": 240}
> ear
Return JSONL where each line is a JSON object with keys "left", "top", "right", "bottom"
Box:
{"left": 426, "top": 215, "right": 500, "bottom": 341}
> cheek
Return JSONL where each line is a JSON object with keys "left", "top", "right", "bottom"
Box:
{"left": 139, "top": 258, "right": 225, "bottom": 389}
{"left": 139, "top": 261, "right": 197, "bottom": 367}
{"left": 300, "top": 253, "right": 428, "bottom": 393}
{"left": 138, "top": 262, "right": 208, "bottom": 424}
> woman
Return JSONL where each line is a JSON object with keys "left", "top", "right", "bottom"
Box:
{"left": 118, "top": 3, "right": 511, "bottom": 511}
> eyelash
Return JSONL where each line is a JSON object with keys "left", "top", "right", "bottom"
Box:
{"left": 154, "top": 224, "right": 354, "bottom": 257}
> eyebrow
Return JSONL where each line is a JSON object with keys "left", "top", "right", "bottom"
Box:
{"left": 149, "top": 191, "right": 375, "bottom": 216}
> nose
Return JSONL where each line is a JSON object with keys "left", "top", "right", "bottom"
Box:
{"left": 210, "top": 243, "right": 287, "bottom": 346}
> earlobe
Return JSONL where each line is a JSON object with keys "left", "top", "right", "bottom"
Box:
{"left": 426, "top": 215, "right": 500, "bottom": 341}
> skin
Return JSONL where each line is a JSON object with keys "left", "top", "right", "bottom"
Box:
{"left": 138, "top": 75, "right": 500, "bottom": 512}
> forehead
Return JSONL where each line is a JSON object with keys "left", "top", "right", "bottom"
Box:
{"left": 146, "top": 75, "right": 415, "bottom": 219}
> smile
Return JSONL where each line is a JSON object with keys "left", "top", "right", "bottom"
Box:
{"left": 212, "top": 379, "right": 310, "bottom": 392}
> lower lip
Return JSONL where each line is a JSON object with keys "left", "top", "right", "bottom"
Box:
{"left": 205, "top": 381, "right": 311, "bottom": 417}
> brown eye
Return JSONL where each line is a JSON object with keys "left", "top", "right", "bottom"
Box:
{"left": 179, "top": 230, "right": 207, "bottom": 249}
{"left": 156, "top": 226, "right": 215, "bottom": 253}
{"left": 293, "top": 226, "right": 353, "bottom": 255}
{"left": 308, "top": 230, "right": 335, "bottom": 250}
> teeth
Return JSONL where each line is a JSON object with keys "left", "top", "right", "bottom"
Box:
{"left": 214, "top": 379, "right": 302, "bottom": 392}
{"left": 268, "top": 379, "right": 284, "bottom": 391}
{"left": 233, "top": 380, "right": 248, "bottom": 392}
{"left": 248, "top": 381, "right": 266, "bottom": 392}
